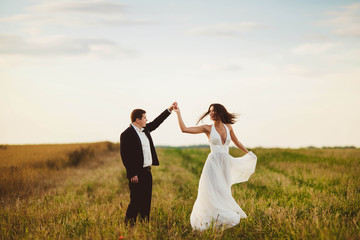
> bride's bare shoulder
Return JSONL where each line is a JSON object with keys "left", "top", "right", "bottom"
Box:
{"left": 225, "top": 123, "right": 234, "bottom": 131}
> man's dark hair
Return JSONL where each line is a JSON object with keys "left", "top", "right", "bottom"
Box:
{"left": 131, "top": 109, "right": 146, "bottom": 122}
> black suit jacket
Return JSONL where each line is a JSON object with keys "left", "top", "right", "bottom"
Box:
{"left": 120, "top": 109, "right": 171, "bottom": 180}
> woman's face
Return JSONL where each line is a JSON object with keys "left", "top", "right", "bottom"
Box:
{"left": 209, "top": 106, "right": 216, "bottom": 121}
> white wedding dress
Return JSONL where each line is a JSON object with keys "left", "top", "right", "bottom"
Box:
{"left": 190, "top": 124, "right": 257, "bottom": 231}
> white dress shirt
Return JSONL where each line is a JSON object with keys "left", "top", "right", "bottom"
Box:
{"left": 131, "top": 123, "right": 152, "bottom": 167}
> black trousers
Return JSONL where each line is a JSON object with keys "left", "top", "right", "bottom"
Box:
{"left": 125, "top": 169, "right": 152, "bottom": 224}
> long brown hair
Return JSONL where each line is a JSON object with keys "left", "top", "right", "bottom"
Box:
{"left": 197, "top": 103, "right": 238, "bottom": 125}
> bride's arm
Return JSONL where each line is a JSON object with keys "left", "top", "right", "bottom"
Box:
{"left": 174, "top": 108, "right": 210, "bottom": 135}
{"left": 227, "top": 124, "right": 249, "bottom": 153}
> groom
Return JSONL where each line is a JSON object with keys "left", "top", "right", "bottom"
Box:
{"left": 120, "top": 102, "right": 176, "bottom": 225}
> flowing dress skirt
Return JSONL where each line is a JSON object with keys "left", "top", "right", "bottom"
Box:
{"left": 190, "top": 151, "right": 257, "bottom": 230}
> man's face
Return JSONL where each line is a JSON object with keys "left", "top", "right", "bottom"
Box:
{"left": 137, "top": 113, "right": 147, "bottom": 128}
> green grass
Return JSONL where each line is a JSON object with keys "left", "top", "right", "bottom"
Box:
{"left": 1, "top": 147, "right": 359, "bottom": 239}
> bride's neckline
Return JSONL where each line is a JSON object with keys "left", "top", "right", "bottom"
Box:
{"left": 213, "top": 123, "right": 227, "bottom": 145}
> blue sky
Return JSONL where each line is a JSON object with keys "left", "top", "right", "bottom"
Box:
{"left": 1, "top": 0, "right": 359, "bottom": 147}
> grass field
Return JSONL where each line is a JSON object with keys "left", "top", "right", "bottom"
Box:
{"left": 0, "top": 145, "right": 359, "bottom": 239}
{"left": 0, "top": 142, "right": 116, "bottom": 199}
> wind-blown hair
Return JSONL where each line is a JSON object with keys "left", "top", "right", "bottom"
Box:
{"left": 197, "top": 103, "right": 238, "bottom": 125}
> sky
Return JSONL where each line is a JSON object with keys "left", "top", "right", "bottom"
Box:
{"left": 1, "top": 0, "right": 359, "bottom": 148}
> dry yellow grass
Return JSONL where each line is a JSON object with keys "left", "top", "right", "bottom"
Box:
{"left": 0, "top": 142, "right": 118, "bottom": 200}
{"left": 0, "top": 142, "right": 114, "bottom": 167}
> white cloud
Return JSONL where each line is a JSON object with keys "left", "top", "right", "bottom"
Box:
{"left": 187, "top": 22, "right": 265, "bottom": 37}
{"left": 321, "top": 3, "right": 360, "bottom": 37}
{"left": 291, "top": 42, "right": 340, "bottom": 55}
{"left": 285, "top": 64, "right": 309, "bottom": 76}
{"left": 201, "top": 63, "right": 242, "bottom": 71}
{"left": 0, "top": 34, "right": 133, "bottom": 57}
{"left": 0, "top": 1, "right": 144, "bottom": 58}
{"left": 0, "top": 0, "right": 155, "bottom": 28}
{"left": 29, "top": 1, "right": 126, "bottom": 14}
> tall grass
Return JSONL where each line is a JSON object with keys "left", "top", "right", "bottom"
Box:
{"left": 0, "top": 146, "right": 359, "bottom": 239}
{"left": 0, "top": 142, "right": 119, "bottom": 200}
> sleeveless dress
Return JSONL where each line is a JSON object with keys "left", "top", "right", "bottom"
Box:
{"left": 190, "top": 124, "right": 257, "bottom": 231}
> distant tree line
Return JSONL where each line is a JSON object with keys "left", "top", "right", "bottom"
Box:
{"left": 156, "top": 145, "right": 209, "bottom": 149}
{"left": 156, "top": 145, "right": 357, "bottom": 149}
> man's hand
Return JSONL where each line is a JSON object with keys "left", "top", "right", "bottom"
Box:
{"left": 168, "top": 102, "right": 178, "bottom": 111}
{"left": 131, "top": 175, "right": 138, "bottom": 183}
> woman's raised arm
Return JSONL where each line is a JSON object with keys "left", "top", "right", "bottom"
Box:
{"left": 174, "top": 107, "right": 210, "bottom": 135}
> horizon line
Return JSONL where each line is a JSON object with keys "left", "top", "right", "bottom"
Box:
{"left": 0, "top": 141, "right": 358, "bottom": 149}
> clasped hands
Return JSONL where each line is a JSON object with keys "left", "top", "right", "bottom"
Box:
{"left": 168, "top": 102, "right": 179, "bottom": 112}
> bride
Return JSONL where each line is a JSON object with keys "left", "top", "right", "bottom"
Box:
{"left": 174, "top": 103, "right": 257, "bottom": 231}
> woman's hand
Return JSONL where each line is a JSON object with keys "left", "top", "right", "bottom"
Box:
{"left": 168, "top": 102, "right": 178, "bottom": 111}
{"left": 173, "top": 106, "right": 180, "bottom": 113}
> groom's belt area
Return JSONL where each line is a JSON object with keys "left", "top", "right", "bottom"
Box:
{"left": 142, "top": 166, "right": 151, "bottom": 171}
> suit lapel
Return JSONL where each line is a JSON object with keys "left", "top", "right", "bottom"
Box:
{"left": 129, "top": 125, "right": 142, "bottom": 150}
{"left": 129, "top": 124, "right": 152, "bottom": 165}
{"left": 144, "top": 129, "right": 151, "bottom": 140}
